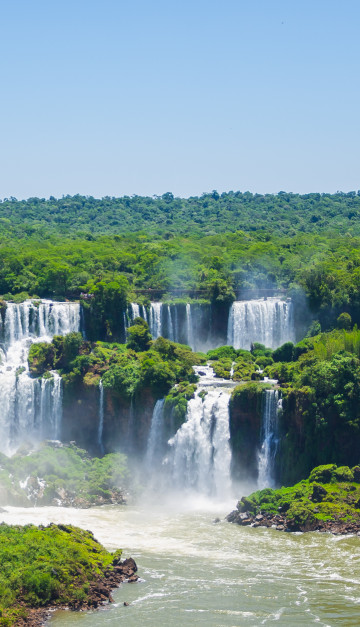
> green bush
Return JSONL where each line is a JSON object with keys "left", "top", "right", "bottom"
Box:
{"left": 28, "top": 342, "right": 55, "bottom": 375}
{"left": 337, "top": 312, "right": 352, "bottom": 330}
{"left": 126, "top": 318, "right": 152, "bottom": 352}
{"left": 272, "top": 342, "right": 294, "bottom": 363}
{"left": 334, "top": 466, "right": 354, "bottom": 482}
{"left": 309, "top": 464, "right": 337, "bottom": 483}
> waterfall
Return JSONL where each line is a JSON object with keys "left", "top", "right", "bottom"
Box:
{"left": 0, "top": 300, "right": 80, "bottom": 455}
{"left": 167, "top": 366, "right": 234, "bottom": 497}
{"left": 145, "top": 399, "right": 165, "bottom": 470}
{"left": 257, "top": 389, "right": 281, "bottom": 489}
{"left": 167, "top": 306, "right": 175, "bottom": 341}
{"left": 98, "top": 380, "right": 104, "bottom": 453}
{"left": 149, "top": 302, "right": 162, "bottom": 338}
{"left": 130, "top": 303, "right": 140, "bottom": 320}
{"left": 173, "top": 306, "right": 179, "bottom": 343}
{"left": 227, "top": 298, "right": 295, "bottom": 350}
{"left": 186, "top": 303, "right": 195, "bottom": 350}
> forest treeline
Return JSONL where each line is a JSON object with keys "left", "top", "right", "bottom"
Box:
{"left": 1, "top": 190, "right": 360, "bottom": 238}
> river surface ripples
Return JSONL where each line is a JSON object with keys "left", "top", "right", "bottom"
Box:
{"left": 2, "top": 498, "right": 360, "bottom": 626}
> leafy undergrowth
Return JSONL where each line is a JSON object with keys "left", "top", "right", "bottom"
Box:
{"left": 0, "top": 442, "right": 128, "bottom": 508}
{"left": 207, "top": 343, "right": 270, "bottom": 381}
{"left": 28, "top": 329, "right": 206, "bottom": 400}
{"left": 236, "top": 464, "right": 360, "bottom": 531}
{"left": 0, "top": 523, "right": 123, "bottom": 626}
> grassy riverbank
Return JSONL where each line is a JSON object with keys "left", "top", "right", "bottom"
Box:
{"left": 0, "top": 523, "right": 136, "bottom": 626}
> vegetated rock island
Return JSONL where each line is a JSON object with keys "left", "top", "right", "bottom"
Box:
{"left": 0, "top": 523, "right": 138, "bottom": 627}
{"left": 227, "top": 464, "right": 360, "bottom": 534}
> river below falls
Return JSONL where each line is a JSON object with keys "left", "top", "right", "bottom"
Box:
{"left": 2, "top": 498, "right": 360, "bottom": 626}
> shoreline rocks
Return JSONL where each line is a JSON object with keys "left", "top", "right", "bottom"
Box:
{"left": 226, "top": 509, "right": 360, "bottom": 535}
{"left": 18, "top": 557, "right": 139, "bottom": 627}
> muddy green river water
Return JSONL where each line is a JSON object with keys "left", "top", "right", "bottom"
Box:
{"left": 2, "top": 498, "right": 360, "bottom": 626}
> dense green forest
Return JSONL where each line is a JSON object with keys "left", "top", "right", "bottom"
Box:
{"left": 1, "top": 191, "right": 360, "bottom": 237}
{"left": 0, "top": 222, "right": 360, "bottom": 332}
{"left": 1, "top": 192, "right": 360, "bottom": 330}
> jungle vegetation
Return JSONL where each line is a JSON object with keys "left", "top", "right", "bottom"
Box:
{"left": 0, "top": 192, "right": 360, "bottom": 332}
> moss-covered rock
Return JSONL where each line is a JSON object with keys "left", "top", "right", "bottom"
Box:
{"left": 227, "top": 463, "right": 360, "bottom": 533}
{"left": 0, "top": 522, "right": 136, "bottom": 626}
{"left": 309, "top": 464, "right": 337, "bottom": 483}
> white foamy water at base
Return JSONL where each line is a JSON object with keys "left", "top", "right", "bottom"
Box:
{"left": 1, "top": 503, "right": 359, "bottom": 627}
{"left": 0, "top": 300, "right": 80, "bottom": 454}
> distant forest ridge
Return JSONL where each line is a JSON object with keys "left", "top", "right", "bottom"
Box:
{"left": 1, "top": 190, "right": 360, "bottom": 237}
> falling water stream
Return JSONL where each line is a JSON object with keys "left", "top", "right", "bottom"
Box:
{"left": 227, "top": 298, "right": 295, "bottom": 350}
{"left": 257, "top": 389, "right": 281, "bottom": 489}
{"left": 0, "top": 300, "right": 80, "bottom": 454}
{"left": 98, "top": 380, "right": 104, "bottom": 453}
{"left": 127, "top": 299, "right": 295, "bottom": 353}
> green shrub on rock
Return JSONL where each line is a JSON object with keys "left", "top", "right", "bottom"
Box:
{"left": 334, "top": 466, "right": 354, "bottom": 482}
{"left": 126, "top": 317, "right": 152, "bottom": 352}
{"left": 28, "top": 342, "right": 55, "bottom": 376}
{"left": 309, "top": 464, "right": 337, "bottom": 483}
{"left": 229, "top": 463, "right": 360, "bottom": 532}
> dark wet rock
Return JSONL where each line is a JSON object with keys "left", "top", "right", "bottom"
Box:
{"left": 311, "top": 482, "right": 328, "bottom": 503}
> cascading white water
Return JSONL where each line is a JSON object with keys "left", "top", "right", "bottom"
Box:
{"left": 167, "top": 305, "right": 175, "bottom": 341}
{"left": 257, "top": 389, "right": 281, "bottom": 489}
{"left": 98, "top": 380, "right": 104, "bottom": 453}
{"left": 185, "top": 303, "right": 195, "bottom": 350}
{"left": 0, "top": 300, "right": 80, "bottom": 455}
{"left": 167, "top": 366, "right": 234, "bottom": 497}
{"left": 130, "top": 302, "right": 140, "bottom": 320}
{"left": 227, "top": 298, "right": 295, "bottom": 350}
{"left": 149, "top": 302, "right": 162, "bottom": 338}
{"left": 173, "top": 306, "right": 179, "bottom": 343}
{"left": 145, "top": 399, "right": 165, "bottom": 471}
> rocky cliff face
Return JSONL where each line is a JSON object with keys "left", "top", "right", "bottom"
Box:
{"left": 229, "top": 383, "right": 264, "bottom": 483}
{"left": 62, "top": 380, "right": 157, "bottom": 456}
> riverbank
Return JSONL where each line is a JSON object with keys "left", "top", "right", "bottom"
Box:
{"left": 227, "top": 463, "right": 360, "bottom": 534}
{"left": 226, "top": 509, "right": 360, "bottom": 534}
{"left": 0, "top": 523, "right": 137, "bottom": 626}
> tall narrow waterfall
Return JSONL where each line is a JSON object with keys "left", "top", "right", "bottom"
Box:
{"left": 145, "top": 399, "right": 165, "bottom": 471}
{"left": 0, "top": 300, "right": 80, "bottom": 455}
{"left": 167, "top": 366, "right": 234, "bottom": 497}
{"left": 149, "top": 303, "right": 162, "bottom": 338}
{"left": 185, "top": 303, "right": 194, "bottom": 350}
{"left": 257, "top": 389, "right": 281, "bottom": 489}
{"left": 227, "top": 298, "right": 294, "bottom": 350}
{"left": 98, "top": 380, "right": 104, "bottom": 453}
{"left": 166, "top": 305, "right": 175, "bottom": 342}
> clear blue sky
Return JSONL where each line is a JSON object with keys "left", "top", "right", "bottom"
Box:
{"left": 1, "top": 0, "right": 359, "bottom": 199}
